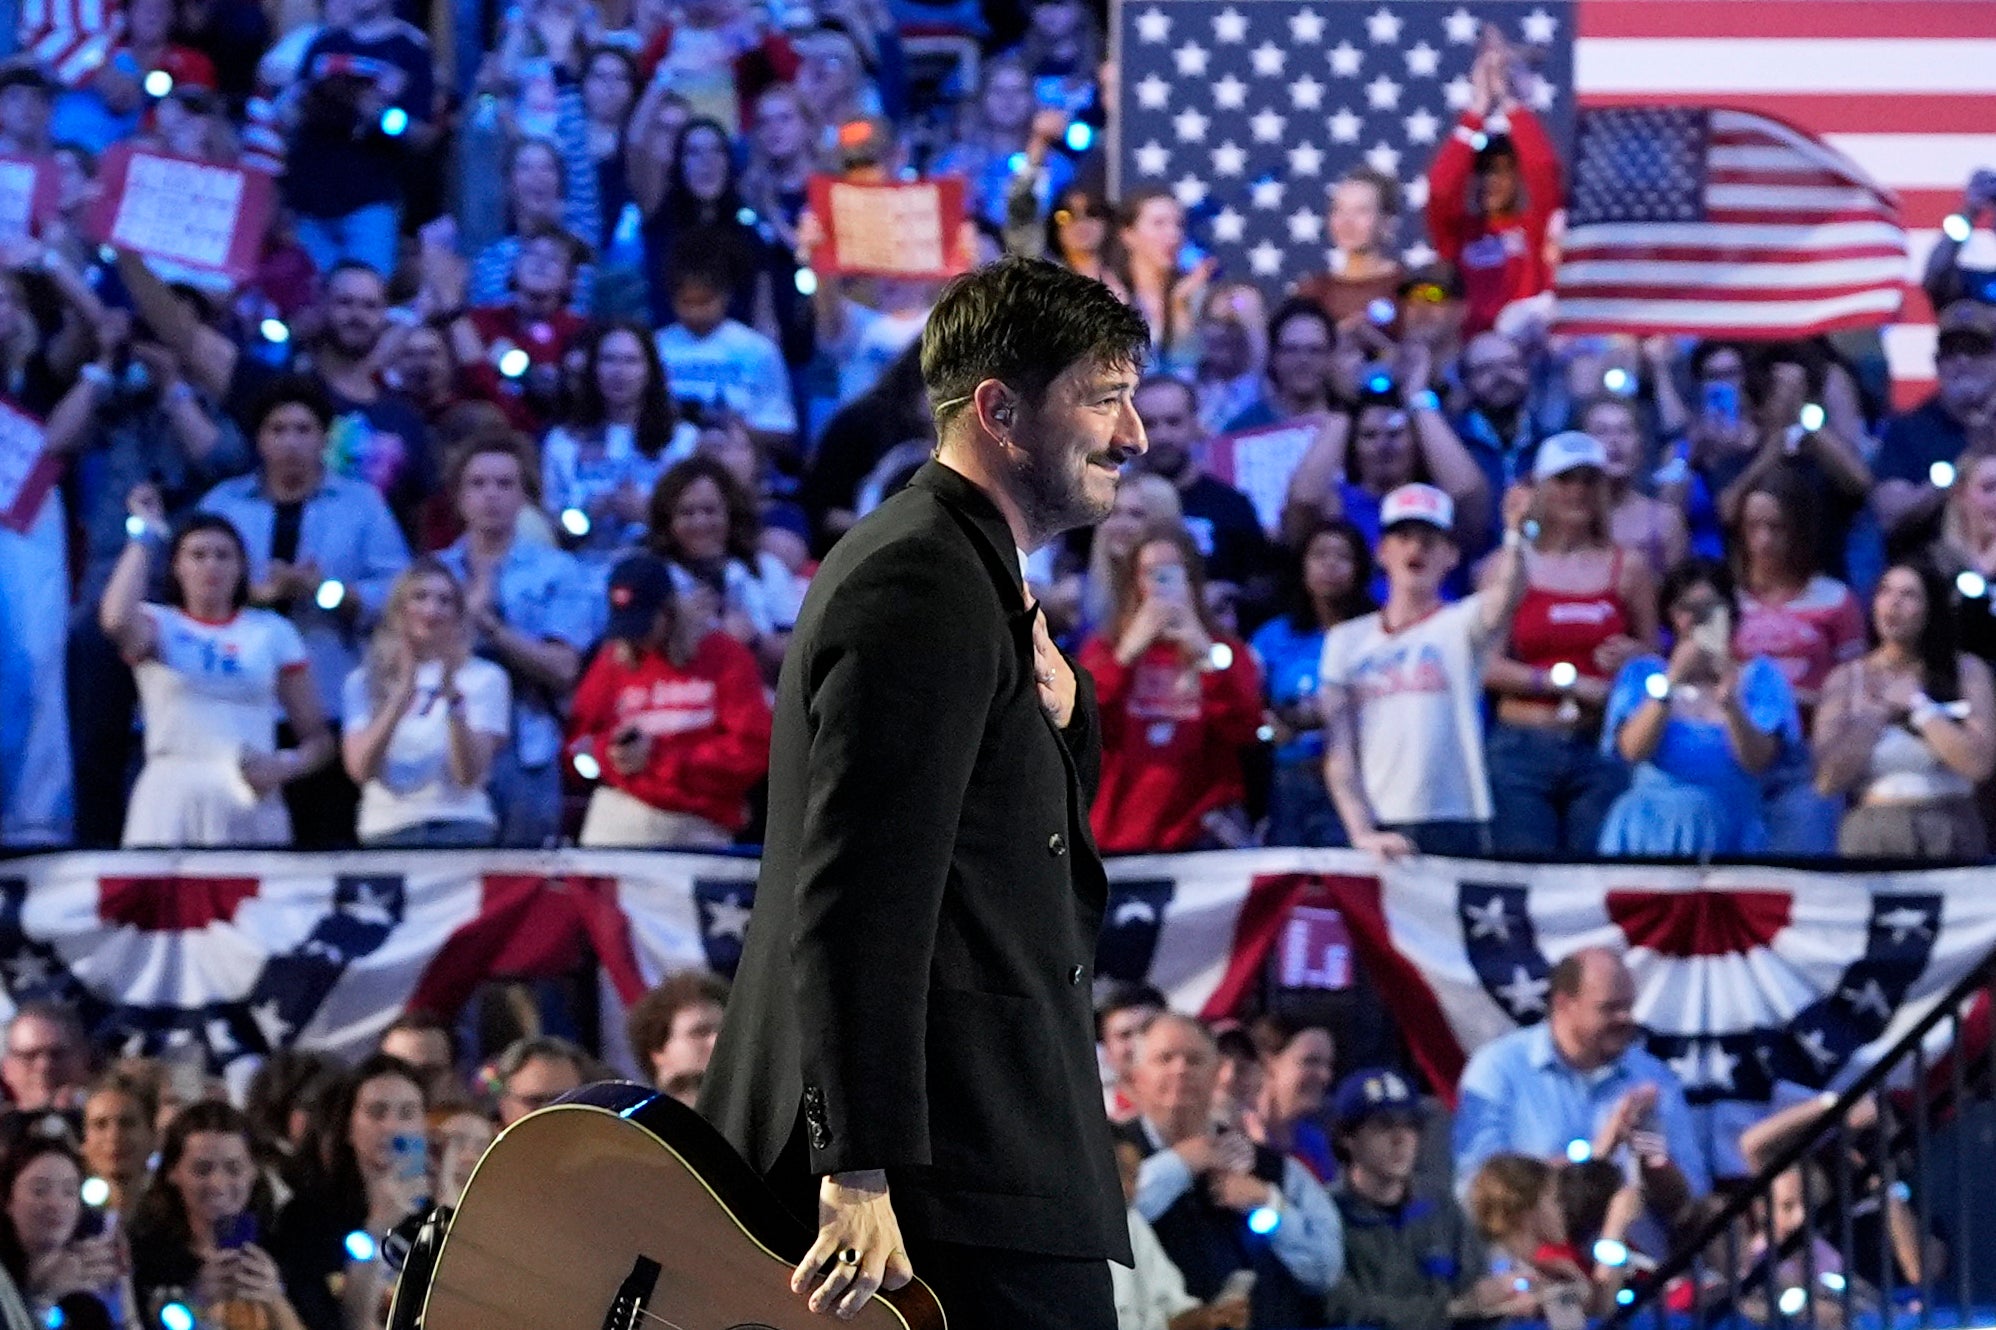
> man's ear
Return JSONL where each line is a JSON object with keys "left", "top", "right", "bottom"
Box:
{"left": 970, "top": 380, "right": 1018, "bottom": 442}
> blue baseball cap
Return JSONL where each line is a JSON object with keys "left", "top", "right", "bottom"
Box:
{"left": 1329, "top": 1067, "right": 1423, "bottom": 1130}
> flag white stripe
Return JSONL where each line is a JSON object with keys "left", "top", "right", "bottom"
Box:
{"left": 1705, "top": 183, "right": 1894, "bottom": 214}
{"left": 1575, "top": 39, "right": 1996, "bottom": 95}
{"left": 1557, "top": 255, "right": 1912, "bottom": 290}
{"left": 1562, "top": 219, "right": 1908, "bottom": 252}
{"left": 1826, "top": 134, "right": 1996, "bottom": 194}
{"left": 1709, "top": 108, "right": 1880, "bottom": 181}
{"left": 1885, "top": 324, "right": 1939, "bottom": 383}
{"left": 1557, "top": 288, "right": 1906, "bottom": 329}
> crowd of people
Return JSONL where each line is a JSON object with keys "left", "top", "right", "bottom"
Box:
{"left": 0, "top": 947, "right": 1933, "bottom": 1330}
{"left": 0, "top": 0, "right": 1993, "bottom": 861}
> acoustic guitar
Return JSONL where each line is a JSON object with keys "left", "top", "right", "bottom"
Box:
{"left": 389, "top": 1081, "right": 947, "bottom": 1330}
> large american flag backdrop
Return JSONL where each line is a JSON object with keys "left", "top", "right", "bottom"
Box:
{"left": 1109, "top": 0, "right": 1991, "bottom": 403}
{"left": 3, "top": 847, "right": 1994, "bottom": 1182}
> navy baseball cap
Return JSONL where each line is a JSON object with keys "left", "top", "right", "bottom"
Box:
{"left": 605, "top": 555, "right": 674, "bottom": 642}
{"left": 1330, "top": 1067, "right": 1423, "bottom": 1130}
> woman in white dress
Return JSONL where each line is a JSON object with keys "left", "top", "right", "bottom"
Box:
{"left": 101, "top": 489, "right": 333, "bottom": 847}
{"left": 341, "top": 559, "right": 511, "bottom": 847}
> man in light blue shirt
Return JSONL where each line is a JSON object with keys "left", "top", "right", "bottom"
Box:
{"left": 435, "top": 435, "right": 596, "bottom": 848}
{"left": 1452, "top": 947, "right": 1711, "bottom": 1197}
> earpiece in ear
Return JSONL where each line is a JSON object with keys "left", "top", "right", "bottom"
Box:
{"left": 995, "top": 406, "right": 1013, "bottom": 426}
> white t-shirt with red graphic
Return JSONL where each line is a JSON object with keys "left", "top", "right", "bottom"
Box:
{"left": 1319, "top": 594, "right": 1498, "bottom": 825}
{"left": 134, "top": 605, "right": 308, "bottom": 761}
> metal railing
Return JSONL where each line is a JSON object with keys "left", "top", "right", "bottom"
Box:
{"left": 1609, "top": 948, "right": 1996, "bottom": 1330}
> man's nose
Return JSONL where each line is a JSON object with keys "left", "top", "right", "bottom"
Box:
{"left": 1118, "top": 400, "right": 1149, "bottom": 456}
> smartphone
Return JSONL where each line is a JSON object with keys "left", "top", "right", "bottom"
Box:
{"left": 215, "top": 1213, "right": 258, "bottom": 1251}
{"left": 389, "top": 1132, "right": 429, "bottom": 1186}
{"left": 74, "top": 1207, "right": 109, "bottom": 1241}
{"left": 1691, "top": 603, "right": 1732, "bottom": 659}
{"left": 1701, "top": 379, "right": 1740, "bottom": 429}
{"left": 1148, "top": 564, "right": 1190, "bottom": 602}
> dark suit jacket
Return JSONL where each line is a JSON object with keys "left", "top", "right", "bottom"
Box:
{"left": 700, "top": 460, "right": 1132, "bottom": 1263}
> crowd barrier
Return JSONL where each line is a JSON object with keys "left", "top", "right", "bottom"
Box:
{"left": 0, "top": 846, "right": 1988, "bottom": 1177}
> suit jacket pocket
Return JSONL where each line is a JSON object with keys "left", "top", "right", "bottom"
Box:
{"left": 924, "top": 986, "right": 1065, "bottom": 1197}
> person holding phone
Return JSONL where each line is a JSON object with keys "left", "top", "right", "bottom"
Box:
{"left": 1597, "top": 559, "right": 1799, "bottom": 856}
{"left": 129, "top": 1103, "right": 303, "bottom": 1330}
{"left": 566, "top": 554, "right": 772, "bottom": 847}
{"left": 0, "top": 1138, "right": 132, "bottom": 1330}
{"left": 272, "top": 1056, "right": 428, "bottom": 1330}
{"left": 1079, "top": 529, "right": 1263, "bottom": 853}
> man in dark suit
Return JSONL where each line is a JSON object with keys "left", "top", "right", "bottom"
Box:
{"left": 700, "top": 256, "right": 1151, "bottom": 1328}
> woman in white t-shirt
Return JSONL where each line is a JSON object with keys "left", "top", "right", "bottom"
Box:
{"left": 101, "top": 491, "right": 333, "bottom": 848}
{"left": 341, "top": 560, "right": 512, "bottom": 847}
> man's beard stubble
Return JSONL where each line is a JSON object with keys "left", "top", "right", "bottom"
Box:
{"left": 1010, "top": 440, "right": 1115, "bottom": 540}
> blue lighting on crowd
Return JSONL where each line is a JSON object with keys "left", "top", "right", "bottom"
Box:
{"left": 1246, "top": 1206, "right": 1280, "bottom": 1235}
{"left": 158, "top": 1303, "right": 194, "bottom": 1330}
{"left": 1065, "top": 121, "right": 1094, "bottom": 152}
{"left": 379, "top": 107, "right": 408, "bottom": 136}
{"left": 1566, "top": 1138, "right": 1592, "bottom": 1163}
{"left": 344, "top": 1230, "right": 377, "bottom": 1263}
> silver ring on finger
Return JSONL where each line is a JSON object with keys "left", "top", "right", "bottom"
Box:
{"left": 838, "top": 1247, "right": 860, "bottom": 1266}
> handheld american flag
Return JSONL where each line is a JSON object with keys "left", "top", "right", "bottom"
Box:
{"left": 1554, "top": 105, "right": 1910, "bottom": 337}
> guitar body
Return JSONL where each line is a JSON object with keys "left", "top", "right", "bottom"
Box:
{"left": 400, "top": 1082, "right": 946, "bottom": 1330}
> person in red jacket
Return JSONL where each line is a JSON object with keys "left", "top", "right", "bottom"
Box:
{"left": 569, "top": 553, "right": 772, "bottom": 847}
{"left": 1081, "top": 528, "right": 1263, "bottom": 852}
{"left": 1424, "top": 33, "right": 1563, "bottom": 336}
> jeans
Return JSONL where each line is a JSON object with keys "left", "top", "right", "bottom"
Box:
{"left": 1763, "top": 748, "right": 1841, "bottom": 856}
{"left": 364, "top": 819, "right": 495, "bottom": 848}
{"left": 293, "top": 202, "right": 402, "bottom": 280}
{"left": 1381, "top": 819, "right": 1493, "bottom": 856}
{"left": 488, "top": 742, "right": 563, "bottom": 848}
{"left": 1486, "top": 721, "right": 1630, "bottom": 856}
{"left": 1265, "top": 757, "right": 1349, "bottom": 848}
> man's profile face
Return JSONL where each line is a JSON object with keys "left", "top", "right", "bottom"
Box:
{"left": 1007, "top": 357, "right": 1147, "bottom": 536}
{"left": 1552, "top": 954, "right": 1638, "bottom": 1068}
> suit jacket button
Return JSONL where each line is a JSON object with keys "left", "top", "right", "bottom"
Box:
{"left": 1048, "top": 833, "right": 1067, "bottom": 857}
{"left": 1068, "top": 965, "right": 1085, "bottom": 985}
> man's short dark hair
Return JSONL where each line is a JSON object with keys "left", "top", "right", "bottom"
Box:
{"left": 1548, "top": 953, "right": 1590, "bottom": 1002}
{"left": 494, "top": 1035, "right": 589, "bottom": 1082}
{"left": 626, "top": 971, "right": 730, "bottom": 1069}
{"left": 383, "top": 1009, "right": 460, "bottom": 1064}
{"left": 246, "top": 372, "right": 335, "bottom": 435}
{"left": 921, "top": 256, "right": 1149, "bottom": 433}
{"left": 1093, "top": 980, "right": 1167, "bottom": 1040}
{"left": 323, "top": 258, "right": 385, "bottom": 291}
{"left": 1265, "top": 296, "right": 1335, "bottom": 351}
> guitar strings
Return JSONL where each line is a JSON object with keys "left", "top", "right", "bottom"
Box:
{"left": 416, "top": 1274, "right": 693, "bottom": 1330}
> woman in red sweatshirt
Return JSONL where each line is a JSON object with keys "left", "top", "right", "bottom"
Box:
{"left": 569, "top": 554, "right": 773, "bottom": 847}
{"left": 1081, "top": 529, "right": 1263, "bottom": 852}
{"left": 1424, "top": 40, "right": 1564, "bottom": 335}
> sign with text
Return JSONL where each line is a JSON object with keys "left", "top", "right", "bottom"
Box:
{"left": 806, "top": 175, "right": 969, "bottom": 279}
{"left": 0, "top": 400, "right": 57, "bottom": 534}
{"left": 1205, "top": 418, "right": 1324, "bottom": 535}
{"left": 0, "top": 156, "right": 56, "bottom": 239}
{"left": 91, "top": 146, "right": 275, "bottom": 283}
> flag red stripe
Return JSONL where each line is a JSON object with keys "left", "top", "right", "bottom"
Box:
{"left": 1710, "top": 168, "right": 1880, "bottom": 191}
{"left": 1577, "top": 91, "right": 1996, "bottom": 138}
{"left": 1558, "top": 280, "right": 1902, "bottom": 304}
{"left": 1556, "top": 309, "right": 1912, "bottom": 339}
{"left": 1577, "top": 0, "right": 1996, "bottom": 40}
{"left": 1702, "top": 206, "right": 1905, "bottom": 226}
{"left": 1559, "top": 241, "right": 1908, "bottom": 263}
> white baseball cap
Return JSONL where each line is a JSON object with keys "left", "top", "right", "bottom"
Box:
{"left": 1379, "top": 483, "right": 1454, "bottom": 533}
{"left": 1533, "top": 430, "right": 1610, "bottom": 481}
